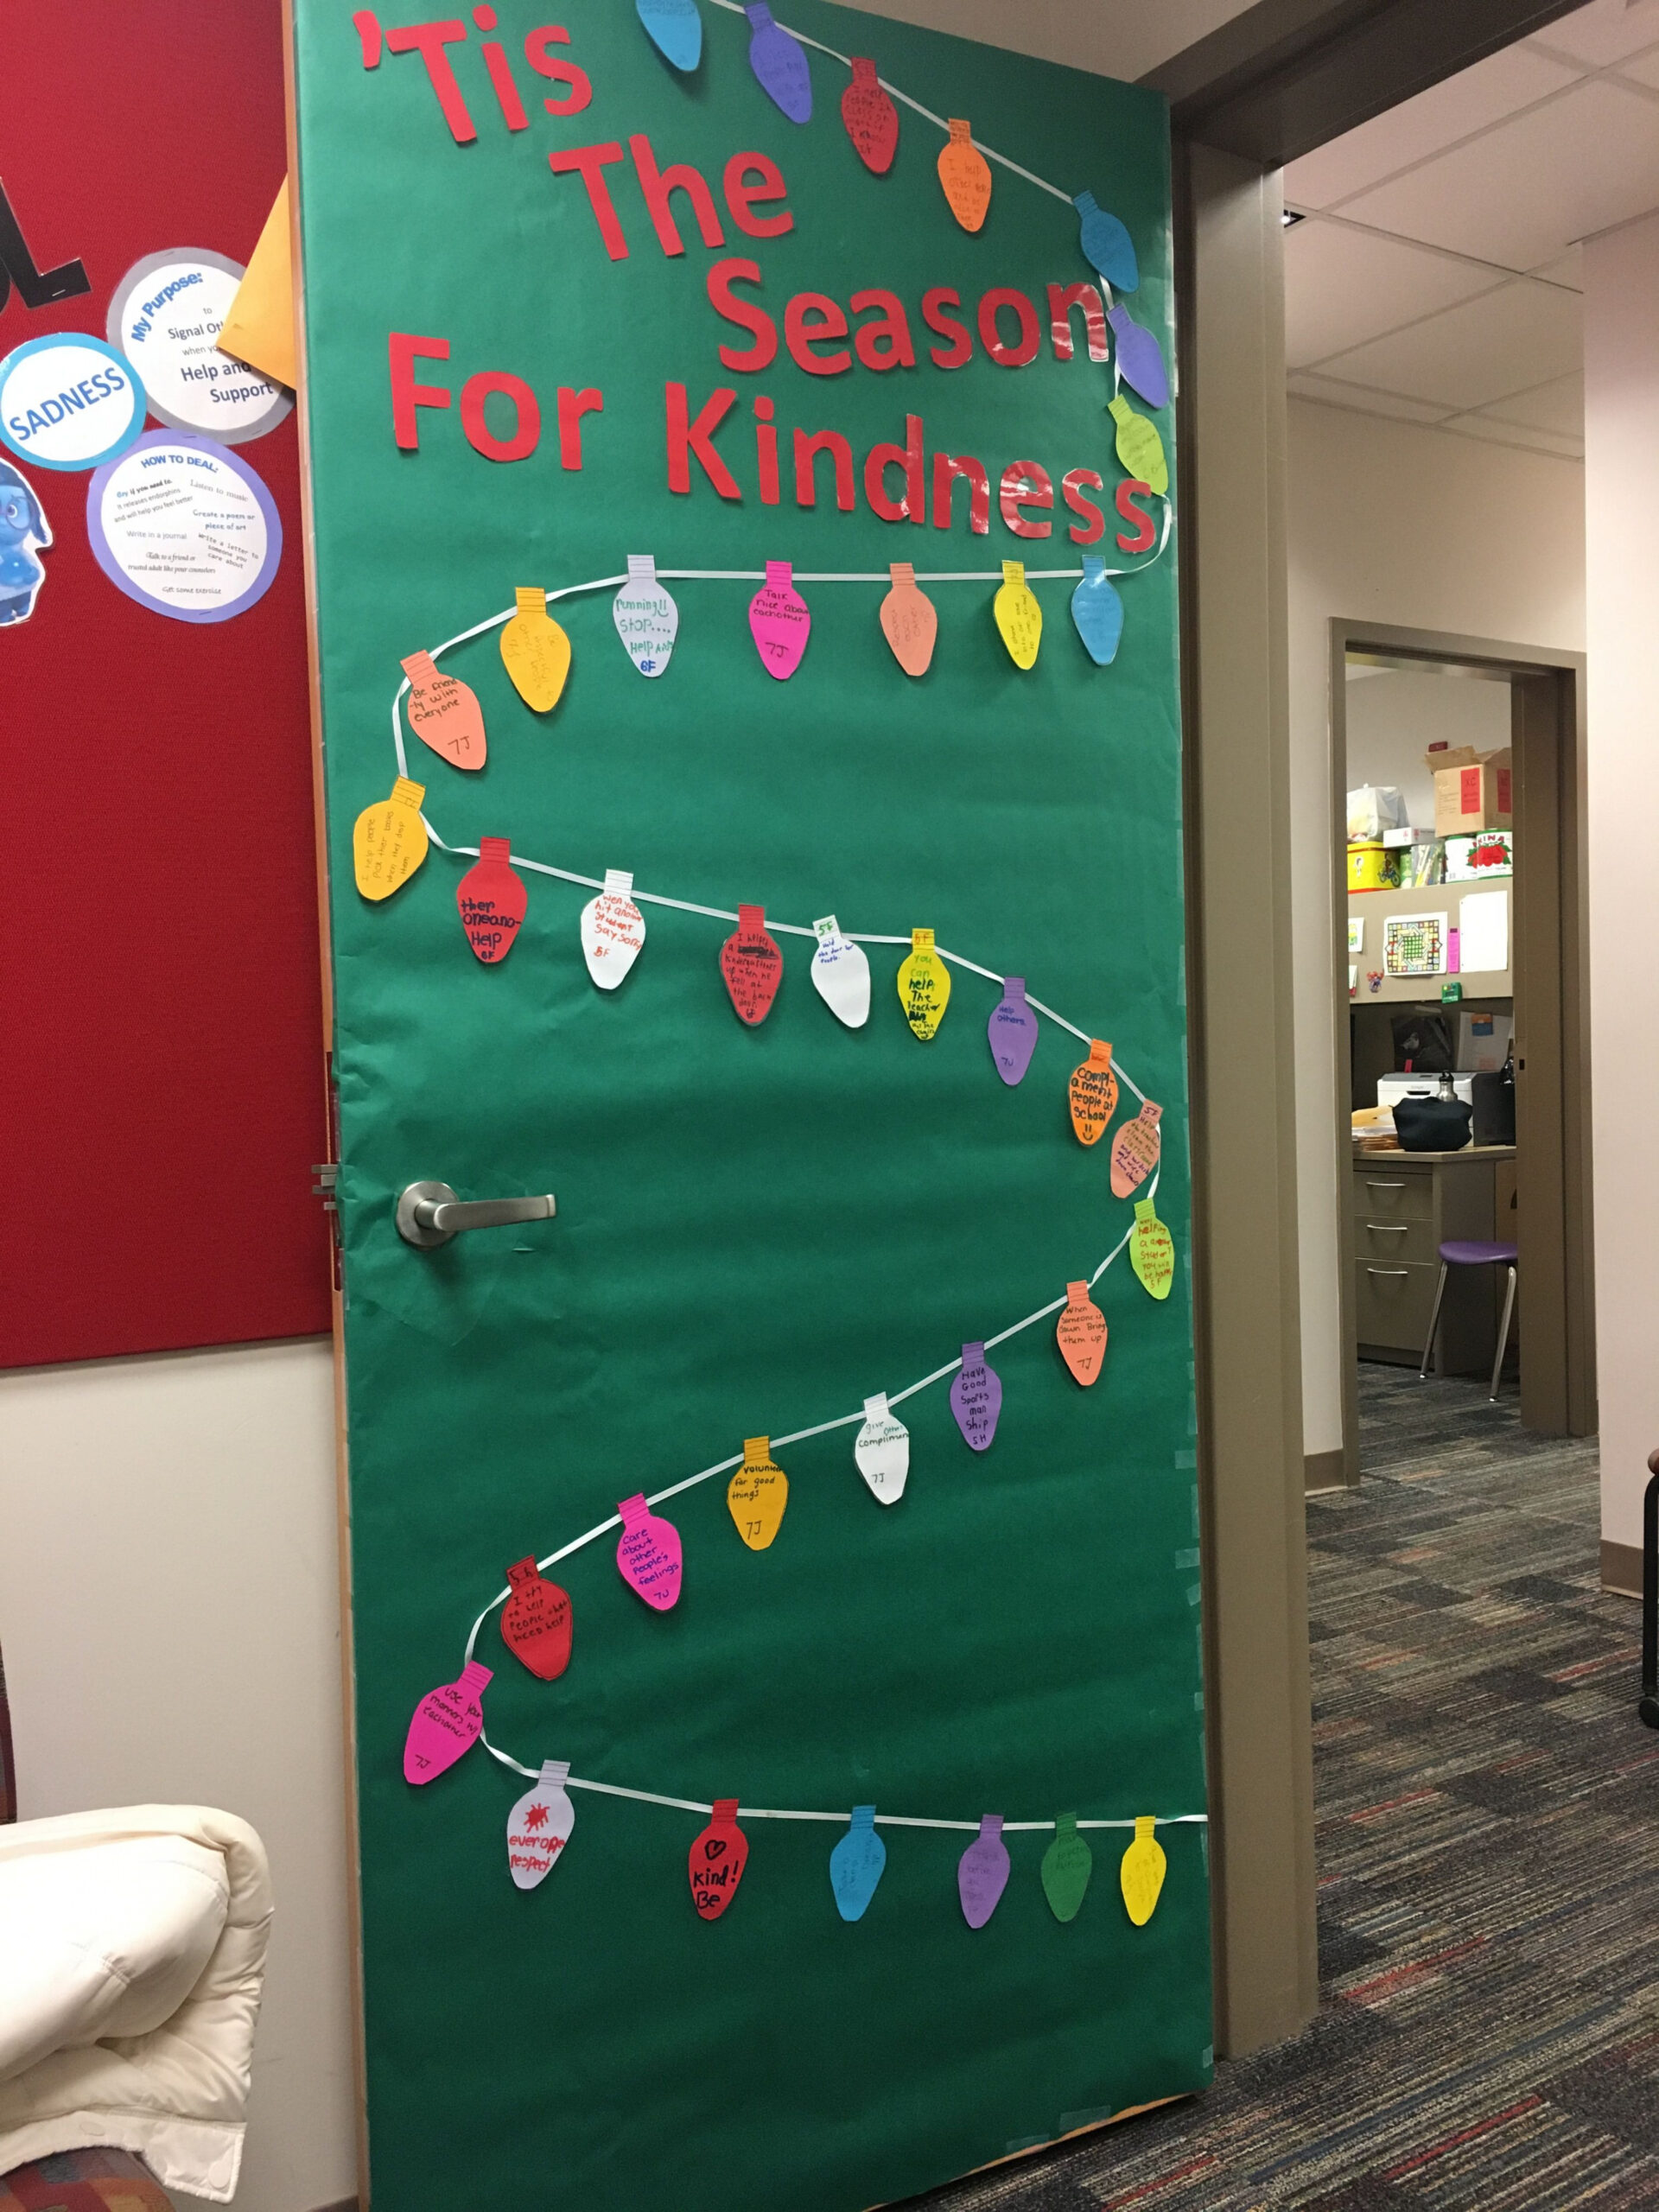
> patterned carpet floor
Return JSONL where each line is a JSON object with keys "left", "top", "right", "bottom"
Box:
{"left": 912, "top": 1365, "right": 1659, "bottom": 2211}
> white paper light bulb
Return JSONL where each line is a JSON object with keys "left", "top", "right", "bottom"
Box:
{"left": 612, "top": 553, "right": 679, "bottom": 678}
{"left": 505, "top": 1758, "right": 576, "bottom": 1890}
{"left": 810, "top": 914, "right": 871, "bottom": 1028}
{"left": 580, "top": 868, "right": 647, "bottom": 989}
{"left": 854, "top": 1392, "right": 909, "bottom": 1505}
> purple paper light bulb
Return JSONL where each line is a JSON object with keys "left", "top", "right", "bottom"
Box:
{"left": 988, "top": 976, "right": 1039, "bottom": 1086}
{"left": 958, "top": 1814, "right": 1010, "bottom": 1928}
{"left": 745, "top": 4, "right": 811, "bottom": 122}
{"left": 1108, "top": 303, "right": 1169, "bottom": 411}
{"left": 950, "top": 1342, "right": 1002, "bottom": 1452}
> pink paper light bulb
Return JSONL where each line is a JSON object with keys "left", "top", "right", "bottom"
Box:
{"left": 748, "top": 561, "right": 810, "bottom": 680}
{"left": 404, "top": 1658, "right": 492, "bottom": 1784}
{"left": 616, "top": 1492, "right": 683, "bottom": 1611}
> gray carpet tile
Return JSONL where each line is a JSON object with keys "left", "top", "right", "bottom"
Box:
{"left": 905, "top": 1366, "right": 1658, "bottom": 2211}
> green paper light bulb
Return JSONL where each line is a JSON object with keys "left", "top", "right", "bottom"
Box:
{"left": 1041, "top": 1813, "right": 1093, "bottom": 1923}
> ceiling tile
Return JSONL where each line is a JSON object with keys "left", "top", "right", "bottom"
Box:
{"left": 1287, "top": 373, "right": 1453, "bottom": 423}
{"left": 1312, "top": 279, "right": 1582, "bottom": 410}
{"left": 1338, "top": 79, "right": 1659, "bottom": 268}
{"left": 1441, "top": 413, "right": 1585, "bottom": 459}
{"left": 1529, "top": 0, "right": 1659, "bottom": 67}
{"left": 1613, "top": 41, "right": 1659, "bottom": 85}
{"left": 1471, "top": 372, "right": 1585, "bottom": 434}
{"left": 1283, "top": 43, "right": 1582, "bottom": 209}
{"left": 1284, "top": 221, "right": 1506, "bottom": 367}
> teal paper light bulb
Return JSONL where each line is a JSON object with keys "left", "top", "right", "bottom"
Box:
{"left": 1071, "top": 556, "right": 1125, "bottom": 667}
{"left": 636, "top": 0, "right": 702, "bottom": 71}
{"left": 1074, "top": 191, "right": 1139, "bottom": 291}
{"left": 830, "top": 1805, "right": 887, "bottom": 1922}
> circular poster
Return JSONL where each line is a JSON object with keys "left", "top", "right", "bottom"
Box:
{"left": 86, "top": 430, "right": 282, "bottom": 624}
{"left": 107, "top": 250, "right": 292, "bottom": 444}
{"left": 0, "top": 334, "right": 145, "bottom": 471}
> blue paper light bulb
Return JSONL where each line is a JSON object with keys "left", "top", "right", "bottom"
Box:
{"left": 1074, "top": 192, "right": 1139, "bottom": 292}
{"left": 1071, "top": 556, "right": 1125, "bottom": 668}
{"left": 746, "top": 3, "right": 812, "bottom": 121}
{"left": 1108, "top": 303, "right": 1168, "bottom": 410}
{"left": 830, "top": 1805, "right": 887, "bottom": 1922}
{"left": 636, "top": 0, "right": 702, "bottom": 72}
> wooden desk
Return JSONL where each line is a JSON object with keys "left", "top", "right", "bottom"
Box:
{"left": 1351, "top": 1145, "right": 1516, "bottom": 1371}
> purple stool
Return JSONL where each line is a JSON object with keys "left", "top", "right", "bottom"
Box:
{"left": 1419, "top": 1241, "right": 1518, "bottom": 1402}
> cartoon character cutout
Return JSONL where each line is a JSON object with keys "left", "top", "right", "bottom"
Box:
{"left": 0, "top": 461, "right": 50, "bottom": 625}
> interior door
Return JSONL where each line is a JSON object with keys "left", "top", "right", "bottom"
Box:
{"left": 291, "top": 3, "right": 1210, "bottom": 2203}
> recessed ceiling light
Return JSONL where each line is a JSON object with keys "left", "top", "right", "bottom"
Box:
{"left": 1282, "top": 208, "right": 1306, "bottom": 228}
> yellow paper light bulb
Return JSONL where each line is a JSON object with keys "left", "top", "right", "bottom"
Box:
{"left": 993, "top": 561, "right": 1041, "bottom": 671}
{"left": 353, "top": 777, "right": 429, "bottom": 901}
{"left": 1120, "top": 1815, "right": 1166, "bottom": 1926}
{"left": 898, "top": 927, "right": 951, "bottom": 1039}
{"left": 728, "top": 1436, "right": 789, "bottom": 1550}
{"left": 499, "top": 586, "right": 572, "bottom": 712}
{"left": 1130, "top": 1197, "right": 1176, "bottom": 1300}
{"left": 1106, "top": 396, "right": 1168, "bottom": 497}
{"left": 937, "top": 118, "right": 991, "bottom": 233}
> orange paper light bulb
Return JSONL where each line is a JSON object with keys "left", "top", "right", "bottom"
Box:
{"left": 728, "top": 1435, "right": 789, "bottom": 1550}
{"left": 499, "top": 586, "right": 572, "bottom": 712}
{"left": 1069, "top": 1039, "right": 1118, "bottom": 1146}
{"left": 1056, "top": 1280, "right": 1108, "bottom": 1386}
{"left": 401, "top": 650, "right": 486, "bottom": 771}
{"left": 1110, "top": 1100, "right": 1162, "bottom": 1198}
{"left": 938, "top": 118, "right": 991, "bottom": 232}
{"left": 880, "top": 561, "right": 938, "bottom": 676}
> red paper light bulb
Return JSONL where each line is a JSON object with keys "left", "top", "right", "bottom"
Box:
{"left": 689, "top": 1797, "right": 750, "bottom": 1920}
{"left": 500, "top": 1556, "right": 573, "bottom": 1681}
{"left": 456, "top": 837, "right": 527, "bottom": 964}
{"left": 721, "top": 904, "right": 784, "bottom": 1025}
{"left": 841, "top": 57, "right": 898, "bottom": 173}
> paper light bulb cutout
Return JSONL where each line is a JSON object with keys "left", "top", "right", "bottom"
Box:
{"left": 1073, "top": 191, "right": 1139, "bottom": 291}
{"left": 728, "top": 1435, "right": 789, "bottom": 1550}
{"left": 1107, "top": 303, "right": 1169, "bottom": 410}
{"left": 1069, "top": 1039, "right": 1119, "bottom": 1146}
{"left": 1130, "top": 1197, "right": 1176, "bottom": 1300}
{"left": 994, "top": 561, "right": 1041, "bottom": 670}
{"left": 580, "top": 868, "right": 646, "bottom": 989}
{"left": 636, "top": 0, "right": 702, "bottom": 73}
{"left": 402, "top": 651, "right": 486, "bottom": 770}
{"left": 749, "top": 559, "right": 810, "bottom": 679}
{"left": 745, "top": 4, "right": 810, "bottom": 122}
{"left": 1120, "top": 1815, "right": 1166, "bottom": 1925}
{"left": 500, "top": 1556, "right": 573, "bottom": 1681}
{"left": 1110, "top": 1100, "right": 1162, "bottom": 1198}
{"left": 938, "top": 118, "right": 991, "bottom": 232}
{"left": 506, "top": 1758, "right": 575, "bottom": 1891}
{"left": 854, "top": 1393, "right": 909, "bottom": 1506}
{"left": 690, "top": 1798, "right": 750, "bottom": 1920}
{"left": 958, "top": 1814, "right": 1010, "bottom": 1928}
{"left": 811, "top": 915, "right": 870, "bottom": 1028}
{"left": 950, "top": 1341, "right": 1002, "bottom": 1452}
{"left": 841, "top": 59, "right": 898, "bottom": 174}
{"left": 1056, "top": 1280, "right": 1108, "bottom": 1387}
{"left": 898, "top": 927, "right": 950, "bottom": 1040}
{"left": 354, "top": 777, "right": 428, "bottom": 900}
{"left": 1041, "top": 1814, "right": 1093, "bottom": 1923}
{"left": 456, "top": 838, "right": 526, "bottom": 964}
{"left": 499, "top": 588, "right": 571, "bottom": 712}
{"left": 1107, "top": 395, "right": 1168, "bottom": 496}
{"left": 615, "top": 1492, "right": 683, "bottom": 1610}
{"left": 988, "top": 975, "right": 1039, "bottom": 1085}
{"left": 721, "top": 904, "right": 784, "bottom": 1025}
{"left": 612, "top": 552, "right": 678, "bottom": 677}
{"left": 404, "top": 1659, "right": 491, "bottom": 1784}
{"left": 830, "top": 1804, "right": 887, "bottom": 1921}
{"left": 1071, "top": 556, "right": 1125, "bottom": 668}
{"left": 880, "top": 561, "right": 937, "bottom": 677}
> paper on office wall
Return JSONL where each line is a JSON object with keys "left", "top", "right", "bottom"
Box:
{"left": 1458, "top": 888, "right": 1508, "bottom": 974}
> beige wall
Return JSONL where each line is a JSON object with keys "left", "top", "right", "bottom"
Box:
{"left": 1287, "top": 398, "right": 1586, "bottom": 1458}
{"left": 0, "top": 1341, "right": 355, "bottom": 2212}
{"left": 1584, "top": 211, "right": 1659, "bottom": 1554}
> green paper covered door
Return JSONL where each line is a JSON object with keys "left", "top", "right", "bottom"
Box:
{"left": 290, "top": 2, "right": 1211, "bottom": 2203}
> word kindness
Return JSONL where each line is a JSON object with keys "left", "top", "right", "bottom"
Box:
{"left": 372, "top": 19, "right": 1158, "bottom": 543}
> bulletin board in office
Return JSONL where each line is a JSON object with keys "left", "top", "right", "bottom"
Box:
{"left": 290, "top": 3, "right": 1211, "bottom": 2205}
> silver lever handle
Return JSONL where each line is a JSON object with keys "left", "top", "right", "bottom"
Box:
{"left": 396, "top": 1180, "right": 556, "bottom": 1250}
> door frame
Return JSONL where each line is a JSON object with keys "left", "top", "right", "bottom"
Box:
{"left": 1327, "top": 618, "right": 1595, "bottom": 1486}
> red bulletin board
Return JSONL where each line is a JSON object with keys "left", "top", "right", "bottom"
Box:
{"left": 2, "top": 1, "right": 330, "bottom": 1367}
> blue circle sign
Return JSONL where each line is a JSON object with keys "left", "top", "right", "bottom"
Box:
{"left": 0, "top": 333, "right": 146, "bottom": 472}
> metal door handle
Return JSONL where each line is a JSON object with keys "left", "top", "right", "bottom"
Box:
{"left": 1365, "top": 1267, "right": 1409, "bottom": 1278}
{"left": 396, "top": 1180, "right": 556, "bottom": 1249}
{"left": 1365, "top": 1222, "right": 1409, "bottom": 1233}
{"left": 1365, "top": 1179, "right": 1406, "bottom": 1190}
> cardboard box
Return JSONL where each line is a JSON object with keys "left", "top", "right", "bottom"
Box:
{"left": 1444, "top": 828, "right": 1512, "bottom": 880}
{"left": 1427, "top": 746, "right": 1512, "bottom": 836}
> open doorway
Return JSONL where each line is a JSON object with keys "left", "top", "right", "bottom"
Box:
{"left": 1329, "top": 620, "right": 1594, "bottom": 1484}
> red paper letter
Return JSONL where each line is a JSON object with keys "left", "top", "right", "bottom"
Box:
{"left": 794, "top": 428, "right": 855, "bottom": 511}
{"left": 1116, "top": 478, "right": 1157, "bottom": 552}
{"left": 850, "top": 289, "right": 915, "bottom": 372}
{"left": 978, "top": 287, "right": 1041, "bottom": 368}
{"left": 785, "top": 292, "right": 851, "bottom": 377}
{"left": 921, "top": 287, "right": 972, "bottom": 371}
{"left": 1062, "top": 467, "right": 1106, "bottom": 546}
{"left": 865, "top": 412, "right": 925, "bottom": 524}
{"left": 630, "top": 134, "right": 725, "bottom": 257}
{"left": 1047, "top": 282, "right": 1109, "bottom": 363}
{"left": 931, "top": 451, "right": 989, "bottom": 534}
{"left": 385, "top": 20, "right": 477, "bottom": 142}
{"left": 390, "top": 332, "right": 451, "bottom": 448}
{"left": 666, "top": 382, "right": 741, "bottom": 499}
{"left": 460, "top": 371, "right": 540, "bottom": 461}
{"left": 707, "top": 257, "right": 777, "bottom": 372}
{"left": 474, "top": 10, "right": 529, "bottom": 130}
{"left": 524, "top": 24, "right": 591, "bottom": 113}
{"left": 557, "top": 385, "right": 602, "bottom": 468}
{"left": 1000, "top": 459, "right": 1052, "bottom": 537}
{"left": 723, "top": 154, "right": 793, "bottom": 239}
{"left": 548, "top": 143, "right": 628, "bottom": 259}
